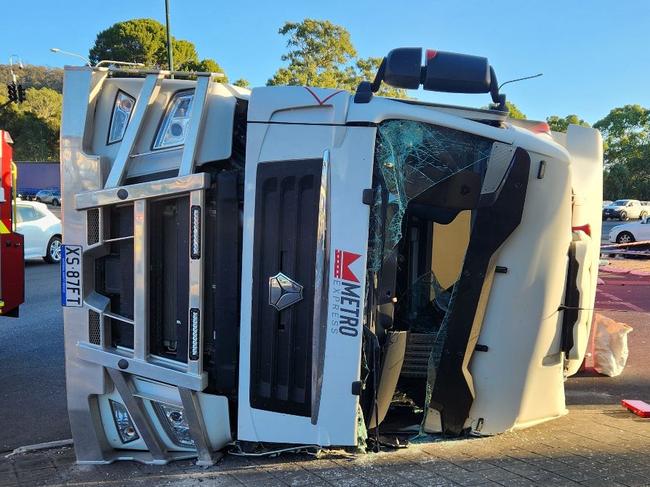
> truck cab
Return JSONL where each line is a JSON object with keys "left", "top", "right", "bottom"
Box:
{"left": 60, "top": 48, "right": 603, "bottom": 464}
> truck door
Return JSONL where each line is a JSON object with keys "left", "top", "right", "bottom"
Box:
{"left": 238, "top": 87, "right": 374, "bottom": 446}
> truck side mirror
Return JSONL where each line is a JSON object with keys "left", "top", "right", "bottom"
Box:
{"left": 355, "top": 47, "right": 505, "bottom": 110}
{"left": 423, "top": 50, "right": 491, "bottom": 94}
{"left": 383, "top": 47, "right": 423, "bottom": 90}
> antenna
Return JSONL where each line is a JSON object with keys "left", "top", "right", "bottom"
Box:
{"left": 498, "top": 73, "right": 543, "bottom": 91}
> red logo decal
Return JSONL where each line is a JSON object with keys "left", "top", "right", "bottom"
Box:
{"left": 334, "top": 249, "right": 361, "bottom": 283}
{"left": 304, "top": 87, "right": 344, "bottom": 106}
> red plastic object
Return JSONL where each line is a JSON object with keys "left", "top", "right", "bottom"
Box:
{"left": 0, "top": 232, "right": 24, "bottom": 317}
{"left": 622, "top": 400, "right": 650, "bottom": 418}
{"left": 0, "top": 130, "right": 24, "bottom": 317}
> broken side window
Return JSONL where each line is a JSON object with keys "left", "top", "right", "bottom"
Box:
{"left": 363, "top": 118, "right": 529, "bottom": 437}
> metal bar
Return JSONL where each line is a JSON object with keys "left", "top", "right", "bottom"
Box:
{"left": 187, "top": 190, "right": 205, "bottom": 377}
{"left": 106, "top": 369, "right": 168, "bottom": 463}
{"left": 104, "top": 73, "right": 163, "bottom": 189}
{"left": 601, "top": 240, "right": 650, "bottom": 249}
{"left": 130, "top": 146, "right": 181, "bottom": 159}
{"left": 133, "top": 199, "right": 149, "bottom": 360}
{"left": 104, "top": 311, "right": 135, "bottom": 325}
{"left": 106, "top": 68, "right": 225, "bottom": 78}
{"left": 178, "top": 74, "right": 211, "bottom": 177}
{"left": 311, "top": 149, "right": 331, "bottom": 425}
{"left": 76, "top": 173, "right": 209, "bottom": 210}
{"left": 164, "top": 0, "right": 174, "bottom": 72}
{"left": 178, "top": 387, "right": 216, "bottom": 466}
{"left": 102, "top": 235, "right": 134, "bottom": 244}
{"left": 77, "top": 343, "right": 207, "bottom": 391}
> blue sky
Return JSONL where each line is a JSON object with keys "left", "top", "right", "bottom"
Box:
{"left": 2, "top": 0, "right": 649, "bottom": 123}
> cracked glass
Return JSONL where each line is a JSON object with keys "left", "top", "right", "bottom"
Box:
{"left": 366, "top": 119, "right": 509, "bottom": 435}
{"left": 369, "top": 120, "right": 494, "bottom": 272}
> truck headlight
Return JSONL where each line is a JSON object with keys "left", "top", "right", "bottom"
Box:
{"left": 153, "top": 91, "right": 194, "bottom": 149}
{"left": 109, "top": 400, "right": 139, "bottom": 444}
{"left": 153, "top": 402, "right": 194, "bottom": 448}
{"left": 108, "top": 91, "right": 135, "bottom": 144}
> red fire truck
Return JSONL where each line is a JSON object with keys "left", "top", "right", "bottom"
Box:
{"left": 0, "top": 130, "right": 25, "bottom": 317}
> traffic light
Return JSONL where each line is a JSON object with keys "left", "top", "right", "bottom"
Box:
{"left": 17, "top": 85, "right": 26, "bottom": 103}
{"left": 6, "top": 83, "right": 17, "bottom": 103}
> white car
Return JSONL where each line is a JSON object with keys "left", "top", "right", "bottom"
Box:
{"left": 15, "top": 200, "right": 62, "bottom": 263}
{"left": 609, "top": 218, "right": 650, "bottom": 244}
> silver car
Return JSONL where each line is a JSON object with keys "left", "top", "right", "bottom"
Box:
{"left": 35, "top": 188, "right": 61, "bottom": 206}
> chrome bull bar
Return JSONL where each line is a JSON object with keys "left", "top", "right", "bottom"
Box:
{"left": 64, "top": 67, "right": 220, "bottom": 464}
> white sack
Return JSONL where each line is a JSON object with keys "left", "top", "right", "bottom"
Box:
{"left": 592, "top": 313, "right": 633, "bottom": 377}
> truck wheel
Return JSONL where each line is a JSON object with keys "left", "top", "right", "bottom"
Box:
{"left": 44, "top": 236, "right": 62, "bottom": 263}
{"left": 619, "top": 211, "right": 628, "bottom": 221}
{"left": 616, "top": 231, "right": 635, "bottom": 244}
{"left": 640, "top": 211, "right": 647, "bottom": 220}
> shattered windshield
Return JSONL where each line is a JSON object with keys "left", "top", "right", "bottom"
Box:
{"left": 369, "top": 119, "right": 494, "bottom": 272}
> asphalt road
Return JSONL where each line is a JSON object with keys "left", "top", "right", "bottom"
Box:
{"left": 0, "top": 215, "right": 644, "bottom": 453}
{"left": 0, "top": 260, "right": 68, "bottom": 452}
{"left": 566, "top": 270, "right": 650, "bottom": 406}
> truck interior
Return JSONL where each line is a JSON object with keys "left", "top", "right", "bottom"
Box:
{"left": 360, "top": 118, "right": 528, "bottom": 440}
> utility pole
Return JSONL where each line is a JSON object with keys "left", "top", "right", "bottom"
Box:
{"left": 165, "top": 0, "right": 174, "bottom": 72}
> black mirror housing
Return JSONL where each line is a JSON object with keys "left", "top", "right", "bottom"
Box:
{"left": 423, "top": 50, "right": 491, "bottom": 94}
{"left": 383, "top": 47, "right": 422, "bottom": 90}
{"left": 358, "top": 47, "right": 505, "bottom": 110}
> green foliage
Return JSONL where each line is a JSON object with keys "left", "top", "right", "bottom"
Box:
{"left": 595, "top": 105, "right": 650, "bottom": 199}
{"left": 181, "top": 59, "right": 228, "bottom": 82}
{"left": 506, "top": 101, "right": 526, "bottom": 120}
{"left": 594, "top": 104, "right": 650, "bottom": 166}
{"left": 546, "top": 114, "right": 590, "bottom": 133}
{"left": 173, "top": 39, "right": 200, "bottom": 69}
{"left": 0, "top": 87, "right": 62, "bottom": 161}
{"left": 233, "top": 78, "right": 250, "bottom": 88}
{"left": 268, "top": 19, "right": 406, "bottom": 98}
{"left": 90, "top": 19, "right": 170, "bottom": 67}
{"left": 269, "top": 19, "right": 356, "bottom": 87}
{"left": 0, "top": 64, "right": 63, "bottom": 93}
{"left": 89, "top": 18, "right": 227, "bottom": 77}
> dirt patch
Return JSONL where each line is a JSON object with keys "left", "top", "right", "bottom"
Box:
{"left": 599, "top": 257, "right": 650, "bottom": 275}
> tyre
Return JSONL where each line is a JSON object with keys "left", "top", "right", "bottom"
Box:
{"left": 44, "top": 235, "right": 62, "bottom": 263}
{"left": 640, "top": 211, "right": 647, "bottom": 220}
{"left": 616, "top": 231, "right": 635, "bottom": 244}
{"left": 619, "top": 211, "right": 628, "bottom": 221}
{"left": 52, "top": 198, "right": 60, "bottom": 206}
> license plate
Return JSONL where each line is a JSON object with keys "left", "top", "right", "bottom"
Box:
{"left": 61, "top": 245, "right": 83, "bottom": 307}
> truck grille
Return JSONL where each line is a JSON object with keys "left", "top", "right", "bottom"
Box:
{"left": 249, "top": 159, "right": 322, "bottom": 417}
{"left": 87, "top": 209, "right": 99, "bottom": 245}
{"left": 88, "top": 309, "right": 101, "bottom": 345}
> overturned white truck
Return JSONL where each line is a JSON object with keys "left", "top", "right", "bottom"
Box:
{"left": 61, "top": 48, "right": 602, "bottom": 465}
